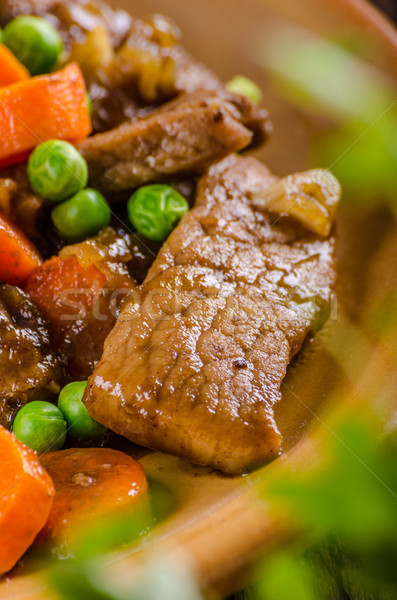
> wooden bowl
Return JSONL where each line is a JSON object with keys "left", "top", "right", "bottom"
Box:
{"left": 1, "top": 0, "right": 396, "bottom": 597}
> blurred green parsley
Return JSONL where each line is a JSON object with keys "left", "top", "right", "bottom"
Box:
{"left": 256, "top": 23, "right": 397, "bottom": 206}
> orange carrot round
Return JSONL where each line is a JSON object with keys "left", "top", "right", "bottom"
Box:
{"left": 38, "top": 448, "right": 149, "bottom": 547}
{"left": 0, "top": 425, "right": 55, "bottom": 574}
{"left": 0, "top": 43, "right": 29, "bottom": 86}
{"left": 0, "top": 211, "right": 42, "bottom": 285}
{"left": 0, "top": 63, "right": 91, "bottom": 167}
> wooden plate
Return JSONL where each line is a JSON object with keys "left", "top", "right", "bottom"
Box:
{"left": 1, "top": 0, "right": 396, "bottom": 597}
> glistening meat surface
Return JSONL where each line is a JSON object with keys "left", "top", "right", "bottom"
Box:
{"left": 84, "top": 155, "right": 337, "bottom": 474}
{"left": 0, "top": 285, "right": 64, "bottom": 428}
{"left": 79, "top": 90, "right": 270, "bottom": 192}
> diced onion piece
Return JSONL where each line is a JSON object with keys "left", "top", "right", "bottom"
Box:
{"left": 148, "top": 14, "right": 181, "bottom": 47}
{"left": 252, "top": 169, "right": 341, "bottom": 236}
{"left": 59, "top": 227, "right": 133, "bottom": 288}
{"left": 69, "top": 26, "right": 114, "bottom": 79}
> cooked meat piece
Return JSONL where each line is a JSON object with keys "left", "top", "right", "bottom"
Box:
{"left": 79, "top": 90, "right": 270, "bottom": 192}
{"left": 0, "top": 169, "right": 45, "bottom": 240}
{"left": 83, "top": 155, "right": 337, "bottom": 474}
{"left": 0, "top": 285, "right": 64, "bottom": 428}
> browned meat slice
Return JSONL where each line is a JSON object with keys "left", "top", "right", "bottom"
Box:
{"left": 79, "top": 90, "right": 270, "bottom": 192}
{"left": 0, "top": 285, "right": 65, "bottom": 428}
{"left": 83, "top": 155, "right": 338, "bottom": 474}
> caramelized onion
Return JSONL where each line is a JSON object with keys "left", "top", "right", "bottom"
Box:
{"left": 59, "top": 227, "right": 133, "bottom": 287}
{"left": 69, "top": 25, "right": 114, "bottom": 77}
{"left": 252, "top": 169, "right": 341, "bottom": 236}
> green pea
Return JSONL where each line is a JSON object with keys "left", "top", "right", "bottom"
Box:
{"left": 28, "top": 140, "right": 88, "bottom": 203}
{"left": 226, "top": 75, "right": 262, "bottom": 105}
{"left": 58, "top": 381, "right": 107, "bottom": 440}
{"left": 127, "top": 184, "right": 189, "bottom": 242}
{"left": 3, "top": 16, "right": 63, "bottom": 76}
{"left": 13, "top": 401, "right": 66, "bottom": 454}
{"left": 51, "top": 188, "right": 111, "bottom": 241}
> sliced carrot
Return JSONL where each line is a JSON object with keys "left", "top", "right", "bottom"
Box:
{"left": 38, "top": 448, "right": 149, "bottom": 547}
{"left": 0, "top": 62, "right": 91, "bottom": 166}
{"left": 0, "top": 211, "right": 42, "bottom": 285}
{"left": 0, "top": 43, "right": 29, "bottom": 87}
{"left": 0, "top": 425, "right": 54, "bottom": 574}
{"left": 25, "top": 255, "right": 108, "bottom": 340}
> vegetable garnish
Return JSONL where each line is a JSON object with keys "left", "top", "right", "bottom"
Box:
{"left": 51, "top": 188, "right": 111, "bottom": 241}
{"left": 0, "top": 42, "right": 29, "bottom": 86}
{"left": 0, "top": 63, "right": 91, "bottom": 167}
{"left": 226, "top": 75, "right": 262, "bottom": 104}
{"left": 3, "top": 16, "right": 63, "bottom": 76}
{"left": 127, "top": 184, "right": 189, "bottom": 242}
{"left": 0, "top": 425, "right": 54, "bottom": 574}
{"left": 58, "top": 381, "right": 107, "bottom": 440}
{"left": 28, "top": 140, "right": 88, "bottom": 203}
{"left": 13, "top": 401, "right": 67, "bottom": 454}
{"left": 37, "top": 448, "right": 150, "bottom": 550}
{"left": 0, "top": 211, "right": 42, "bottom": 284}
